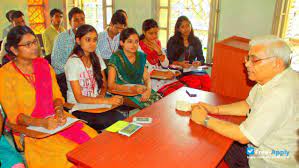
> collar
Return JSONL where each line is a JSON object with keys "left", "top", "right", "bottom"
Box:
{"left": 50, "top": 24, "right": 64, "bottom": 33}
{"left": 68, "top": 29, "right": 75, "bottom": 36}
{"left": 256, "top": 68, "right": 291, "bottom": 91}
{"left": 105, "top": 29, "right": 119, "bottom": 40}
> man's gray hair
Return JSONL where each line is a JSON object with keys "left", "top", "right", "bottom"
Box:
{"left": 249, "top": 35, "right": 291, "bottom": 66}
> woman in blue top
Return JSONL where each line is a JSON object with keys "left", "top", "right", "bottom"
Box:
{"left": 0, "top": 109, "right": 25, "bottom": 168}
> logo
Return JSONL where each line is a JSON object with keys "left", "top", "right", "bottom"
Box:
{"left": 246, "top": 146, "right": 255, "bottom": 155}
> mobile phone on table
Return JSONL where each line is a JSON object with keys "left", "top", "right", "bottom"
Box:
{"left": 133, "top": 117, "right": 152, "bottom": 124}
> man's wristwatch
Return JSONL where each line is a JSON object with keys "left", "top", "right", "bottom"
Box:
{"left": 203, "top": 116, "right": 210, "bottom": 127}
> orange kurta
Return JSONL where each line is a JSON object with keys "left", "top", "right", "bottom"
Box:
{"left": 0, "top": 62, "right": 98, "bottom": 168}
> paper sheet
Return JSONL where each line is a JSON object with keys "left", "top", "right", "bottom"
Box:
{"left": 183, "top": 66, "right": 204, "bottom": 73}
{"left": 27, "top": 117, "right": 81, "bottom": 134}
{"left": 105, "top": 120, "right": 129, "bottom": 133}
{"left": 69, "top": 103, "right": 112, "bottom": 113}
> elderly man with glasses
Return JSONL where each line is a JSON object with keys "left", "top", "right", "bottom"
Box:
{"left": 191, "top": 35, "right": 298, "bottom": 168}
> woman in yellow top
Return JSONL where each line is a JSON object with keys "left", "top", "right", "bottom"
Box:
{"left": 0, "top": 26, "right": 97, "bottom": 167}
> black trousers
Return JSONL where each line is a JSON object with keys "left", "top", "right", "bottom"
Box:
{"left": 72, "top": 110, "right": 125, "bottom": 133}
{"left": 224, "top": 142, "right": 249, "bottom": 168}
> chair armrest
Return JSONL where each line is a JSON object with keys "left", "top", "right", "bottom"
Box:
{"left": 64, "top": 102, "right": 120, "bottom": 114}
{"left": 108, "top": 89, "right": 139, "bottom": 97}
{"left": 6, "top": 122, "right": 50, "bottom": 139}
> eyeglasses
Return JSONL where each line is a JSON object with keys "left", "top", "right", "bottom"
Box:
{"left": 244, "top": 55, "right": 275, "bottom": 64}
{"left": 18, "top": 39, "right": 38, "bottom": 48}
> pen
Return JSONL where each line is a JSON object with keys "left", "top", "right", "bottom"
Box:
{"left": 186, "top": 90, "right": 197, "bottom": 97}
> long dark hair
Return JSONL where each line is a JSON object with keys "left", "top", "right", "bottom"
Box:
{"left": 5, "top": 25, "right": 35, "bottom": 57}
{"left": 139, "top": 19, "right": 158, "bottom": 41}
{"left": 118, "top": 28, "right": 139, "bottom": 50}
{"left": 172, "top": 16, "right": 197, "bottom": 59}
{"left": 69, "top": 24, "right": 103, "bottom": 90}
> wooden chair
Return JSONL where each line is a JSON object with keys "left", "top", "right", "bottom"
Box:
{"left": 36, "top": 34, "right": 45, "bottom": 56}
{"left": 0, "top": 105, "right": 49, "bottom": 152}
{"left": 56, "top": 73, "right": 68, "bottom": 102}
{"left": 108, "top": 90, "right": 142, "bottom": 109}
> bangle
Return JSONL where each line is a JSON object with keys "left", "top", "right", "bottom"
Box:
{"left": 203, "top": 116, "right": 210, "bottom": 127}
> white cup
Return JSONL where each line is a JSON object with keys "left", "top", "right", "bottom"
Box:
{"left": 176, "top": 100, "right": 191, "bottom": 112}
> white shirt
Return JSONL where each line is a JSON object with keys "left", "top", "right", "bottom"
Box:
{"left": 290, "top": 52, "right": 299, "bottom": 72}
{"left": 239, "top": 68, "right": 299, "bottom": 168}
{"left": 65, "top": 54, "right": 106, "bottom": 104}
{"left": 0, "top": 38, "right": 7, "bottom": 64}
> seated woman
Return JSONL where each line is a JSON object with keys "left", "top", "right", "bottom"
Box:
{"left": 167, "top": 16, "right": 205, "bottom": 68}
{"left": 108, "top": 28, "right": 161, "bottom": 109}
{"left": 65, "top": 24, "right": 125, "bottom": 132}
{"left": 166, "top": 16, "right": 211, "bottom": 91}
{"left": 139, "top": 19, "right": 179, "bottom": 92}
{"left": 0, "top": 26, "right": 98, "bottom": 167}
{"left": 0, "top": 110, "right": 25, "bottom": 168}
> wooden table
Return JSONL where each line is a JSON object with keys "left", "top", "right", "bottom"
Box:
{"left": 67, "top": 87, "right": 245, "bottom": 168}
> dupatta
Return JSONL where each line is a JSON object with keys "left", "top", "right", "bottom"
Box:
{"left": 30, "top": 58, "right": 90, "bottom": 144}
{"left": 108, "top": 50, "right": 146, "bottom": 84}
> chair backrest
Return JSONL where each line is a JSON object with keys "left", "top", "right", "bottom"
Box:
{"left": 0, "top": 104, "right": 24, "bottom": 152}
{"left": 0, "top": 104, "right": 7, "bottom": 131}
{"left": 56, "top": 73, "right": 68, "bottom": 102}
{"left": 1, "top": 54, "right": 12, "bottom": 67}
{"left": 36, "top": 34, "right": 45, "bottom": 56}
{"left": 36, "top": 34, "right": 44, "bottom": 48}
{"left": 0, "top": 105, "right": 4, "bottom": 135}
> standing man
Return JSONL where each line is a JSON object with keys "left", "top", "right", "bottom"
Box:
{"left": 97, "top": 11, "right": 126, "bottom": 65}
{"left": 0, "top": 11, "right": 26, "bottom": 64}
{"left": 0, "top": 10, "right": 43, "bottom": 65}
{"left": 51, "top": 7, "right": 85, "bottom": 99}
{"left": 2, "top": 10, "right": 16, "bottom": 39}
{"left": 191, "top": 35, "right": 298, "bottom": 168}
{"left": 51, "top": 7, "right": 85, "bottom": 75}
{"left": 42, "top": 8, "right": 65, "bottom": 58}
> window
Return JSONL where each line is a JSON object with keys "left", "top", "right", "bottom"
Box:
{"left": 158, "top": 0, "right": 212, "bottom": 59}
{"left": 284, "top": 0, "right": 299, "bottom": 38}
{"left": 27, "top": 0, "right": 49, "bottom": 34}
{"left": 272, "top": 0, "right": 299, "bottom": 38}
{"left": 66, "top": 0, "right": 114, "bottom": 32}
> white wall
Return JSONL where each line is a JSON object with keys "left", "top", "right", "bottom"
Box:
{"left": 114, "top": 0, "right": 276, "bottom": 41}
{"left": 1, "top": 0, "right": 276, "bottom": 41}
{"left": 115, "top": 0, "right": 156, "bottom": 33}
{"left": 218, "top": 0, "right": 276, "bottom": 40}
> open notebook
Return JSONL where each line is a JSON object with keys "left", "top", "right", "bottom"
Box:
{"left": 183, "top": 65, "right": 208, "bottom": 73}
{"left": 69, "top": 103, "right": 112, "bottom": 113}
{"left": 27, "top": 117, "right": 82, "bottom": 134}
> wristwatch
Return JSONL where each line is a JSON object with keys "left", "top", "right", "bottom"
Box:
{"left": 203, "top": 116, "right": 210, "bottom": 127}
